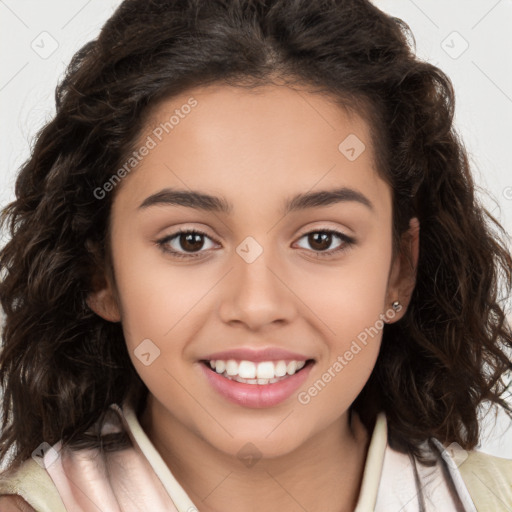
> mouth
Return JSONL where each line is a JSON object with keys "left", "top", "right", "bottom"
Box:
{"left": 200, "top": 358, "right": 316, "bottom": 385}
{"left": 198, "top": 357, "right": 316, "bottom": 408}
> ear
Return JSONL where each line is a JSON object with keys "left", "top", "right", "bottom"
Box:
{"left": 86, "top": 262, "right": 122, "bottom": 323}
{"left": 87, "top": 285, "right": 122, "bottom": 323}
{"left": 384, "top": 217, "right": 420, "bottom": 323}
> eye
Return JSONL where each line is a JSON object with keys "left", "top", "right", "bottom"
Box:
{"left": 156, "top": 229, "right": 218, "bottom": 259}
{"left": 156, "top": 227, "right": 355, "bottom": 260}
{"left": 294, "top": 229, "right": 355, "bottom": 258}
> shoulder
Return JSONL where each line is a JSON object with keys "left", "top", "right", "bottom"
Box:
{"left": 458, "top": 450, "right": 512, "bottom": 508}
{"left": 378, "top": 433, "right": 512, "bottom": 511}
{"left": 0, "top": 405, "right": 129, "bottom": 512}
{"left": 0, "top": 458, "right": 66, "bottom": 512}
{"left": 461, "top": 449, "right": 512, "bottom": 473}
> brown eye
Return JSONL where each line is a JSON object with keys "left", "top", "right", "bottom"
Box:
{"left": 157, "top": 229, "right": 218, "bottom": 259}
{"left": 307, "top": 232, "right": 334, "bottom": 251}
{"left": 178, "top": 232, "right": 206, "bottom": 252}
{"left": 295, "top": 229, "right": 356, "bottom": 258}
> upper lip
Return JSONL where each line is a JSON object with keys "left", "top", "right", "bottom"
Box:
{"left": 201, "top": 347, "right": 314, "bottom": 362}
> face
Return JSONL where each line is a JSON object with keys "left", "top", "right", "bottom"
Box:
{"left": 88, "top": 83, "right": 418, "bottom": 459}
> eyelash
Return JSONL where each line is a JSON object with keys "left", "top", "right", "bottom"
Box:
{"left": 156, "top": 227, "right": 355, "bottom": 260}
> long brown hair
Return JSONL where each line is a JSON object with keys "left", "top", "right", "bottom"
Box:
{"left": 1, "top": 0, "right": 511, "bottom": 470}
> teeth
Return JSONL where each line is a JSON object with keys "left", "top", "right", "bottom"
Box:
{"left": 226, "top": 360, "right": 239, "bottom": 376}
{"left": 209, "top": 359, "right": 307, "bottom": 382}
{"left": 239, "top": 360, "right": 256, "bottom": 379}
{"left": 211, "top": 359, "right": 225, "bottom": 374}
{"left": 275, "top": 361, "right": 287, "bottom": 377}
{"left": 287, "top": 361, "right": 297, "bottom": 375}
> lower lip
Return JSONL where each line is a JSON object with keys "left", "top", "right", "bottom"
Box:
{"left": 199, "top": 361, "right": 314, "bottom": 408}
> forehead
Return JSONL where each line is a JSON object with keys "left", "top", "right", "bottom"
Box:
{"left": 113, "top": 83, "right": 390, "bottom": 217}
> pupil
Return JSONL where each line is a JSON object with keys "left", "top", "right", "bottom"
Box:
{"left": 181, "top": 233, "right": 203, "bottom": 252}
{"left": 310, "top": 232, "right": 331, "bottom": 251}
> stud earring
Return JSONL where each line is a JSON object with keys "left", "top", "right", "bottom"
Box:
{"left": 392, "top": 300, "right": 401, "bottom": 311}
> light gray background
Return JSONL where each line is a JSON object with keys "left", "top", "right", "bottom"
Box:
{"left": 0, "top": 1, "right": 511, "bottom": 458}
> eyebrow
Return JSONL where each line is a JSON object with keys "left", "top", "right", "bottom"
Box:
{"left": 138, "top": 186, "right": 374, "bottom": 215}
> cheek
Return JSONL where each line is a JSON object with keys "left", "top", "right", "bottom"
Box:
{"left": 297, "top": 237, "right": 391, "bottom": 396}
{"left": 299, "top": 291, "right": 388, "bottom": 423}
{"left": 296, "top": 235, "right": 392, "bottom": 339}
{"left": 111, "top": 237, "right": 208, "bottom": 347}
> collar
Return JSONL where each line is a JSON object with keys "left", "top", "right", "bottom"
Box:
{"left": 120, "top": 404, "right": 389, "bottom": 512}
{"left": 354, "top": 412, "right": 388, "bottom": 511}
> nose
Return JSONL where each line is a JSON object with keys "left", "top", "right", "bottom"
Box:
{"left": 217, "top": 247, "right": 298, "bottom": 330}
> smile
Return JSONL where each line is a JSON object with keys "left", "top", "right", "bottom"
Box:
{"left": 199, "top": 359, "right": 315, "bottom": 408}
{"left": 206, "top": 359, "right": 309, "bottom": 384}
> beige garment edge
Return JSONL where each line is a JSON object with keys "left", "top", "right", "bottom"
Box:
{"left": 0, "top": 457, "right": 66, "bottom": 512}
{"left": 121, "top": 405, "right": 198, "bottom": 510}
{"left": 457, "top": 450, "right": 512, "bottom": 512}
{"left": 354, "top": 412, "right": 388, "bottom": 512}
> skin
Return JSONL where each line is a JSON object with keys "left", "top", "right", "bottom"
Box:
{"left": 86, "top": 83, "right": 420, "bottom": 512}
{"left": 0, "top": 495, "right": 36, "bottom": 511}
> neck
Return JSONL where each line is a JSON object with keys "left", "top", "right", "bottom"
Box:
{"left": 139, "top": 395, "right": 371, "bottom": 512}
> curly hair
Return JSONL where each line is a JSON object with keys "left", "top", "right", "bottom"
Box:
{"left": 1, "top": 0, "right": 511, "bottom": 470}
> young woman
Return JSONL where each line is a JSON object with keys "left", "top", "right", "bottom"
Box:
{"left": 0, "top": 1, "right": 511, "bottom": 511}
